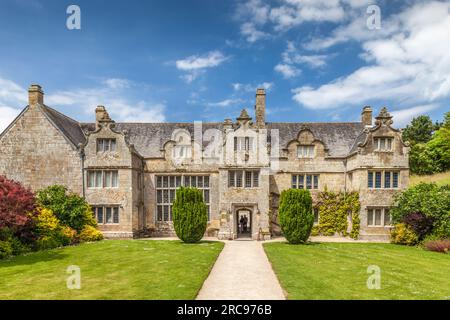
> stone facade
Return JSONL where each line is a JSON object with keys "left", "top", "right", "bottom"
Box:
{"left": 0, "top": 85, "right": 410, "bottom": 240}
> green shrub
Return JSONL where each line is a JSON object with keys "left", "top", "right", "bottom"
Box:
{"left": 36, "top": 185, "right": 96, "bottom": 232}
{"left": 36, "top": 236, "right": 61, "bottom": 250}
{"left": 172, "top": 187, "right": 208, "bottom": 243}
{"left": 279, "top": 189, "right": 314, "bottom": 244}
{"left": 9, "top": 237, "right": 31, "bottom": 255}
{"left": 391, "top": 183, "right": 450, "bottom": 240}
{"left": 391, "top": 223, "right": 419, "bottom": 246}
{"left": 78, "top": 225, "right": 103, "bottom": 242}
{"left": 0, "top": 227, "right": 31, "bottom": 256}
{"left": 0, "top": 240, "right": 13, "bottom": 259}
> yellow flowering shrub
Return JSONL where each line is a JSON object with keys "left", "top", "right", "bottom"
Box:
{"left": 78, "top": 225, "right": 103, "bottom": 242}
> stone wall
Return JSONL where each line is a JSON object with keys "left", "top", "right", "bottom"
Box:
{"left": 0, "top": 105, "right": 83, "bottom": 194}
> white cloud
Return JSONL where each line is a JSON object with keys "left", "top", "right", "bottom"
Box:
{"left": 0, "top": 106, "right": 21, "bottom": 134}
{"left": 232, "top": 81, "right": 274, "bottom": 92}
{"left": 275, "top": 41, "right": 327, "bottom": 79}
{"left": 270, "top": 0, "right": 346, "bottom": 31}
{"left": 391, "top": 104, "right": 440, "bottom": 128}
{"left": 292, "top": 1, "right": 450, "bottom": 116}
{"left": 274, "top": 63, "right": 301, "bottom": 79}
{"left": 240, "top": 22, "right": 269, "bottom": 42}
{"left": 175, "top": 50, "right": 229, "bottom": 83}
{"left": 0, "top": 77, "right": 27, "bottom": 133}
{"left": 207, "top": 98, "right": 245, "bottom": 108}
{"left": 235, "top": 0, "right": 374, "bottom": 42}
{"left": 103, "top": 78, "right": 131, "bottom": 89}
{"left": 47, "top": 84, "right": 166, "bottom": 123}
{"left": 176, "top": 51, "right": 228, "bottom": 71}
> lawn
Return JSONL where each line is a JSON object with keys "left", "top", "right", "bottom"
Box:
{"left": 410, "top": 171, "right": 450, "bottom": 186}
{"left": 264, "top": 242, "right": 450, "bottom": 300}
{"left": 0, "top": 240, "right": 223, "bottom": 300}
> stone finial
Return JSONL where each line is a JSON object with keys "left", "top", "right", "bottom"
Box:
{"left": 255, "top": 88, "right": 266, "bottom": 129}
{"left": 375, "top": 107, "right": 393, "bottom": 126}
{"left": 28, "top": 84, "right": 44, "bottom": 106}
{"left": 237, "top": 108, "right": 251, "bottom": 120}
{"left": 361, "top": 106, "right": 373, "bottom": 126}
{"left": 95, "top": 105, "right": 113, "bottom": 129}
{"left": 223, "top": 118, "right": 233, "bottom": 130}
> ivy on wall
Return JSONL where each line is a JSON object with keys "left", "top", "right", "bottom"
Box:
{"left": 311, "top": 190, "right": 361, "bottom": 239}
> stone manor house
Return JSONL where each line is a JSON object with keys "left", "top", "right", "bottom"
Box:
{"left": 0, "top": 85, "right": 410, "bottom": 240}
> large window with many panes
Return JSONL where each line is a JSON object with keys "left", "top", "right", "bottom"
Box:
{"left": 367, "top": 208, "right": 391, "bottom": 227}
{"left": 156, "top": 175, "right": 210, "bottom": 222}
{"left": 368, "top": 171, "right": 399, "bottom": 189}
{"left": 228, "top": 170, "right": 259, "bottom": 188}
{"left": 292, "top": 174, "right": 319, "bottom": 190}
{"left": 92, "top": 206, "right": 120, "bottom": 225}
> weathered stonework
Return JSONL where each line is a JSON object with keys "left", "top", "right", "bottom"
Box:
{"left": 0, "top": 85, "right": 410, "bottom": 241}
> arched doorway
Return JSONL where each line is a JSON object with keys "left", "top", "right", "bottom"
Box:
{"left": 236, "top": 209, "right": 252, "bottom": 238}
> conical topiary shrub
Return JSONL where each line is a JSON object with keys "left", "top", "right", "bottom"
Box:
{"left": 279, "top": 188, "right": 314, "bottom": 244}
{"left": 172, "top": 187, "right": 208, "bottom": 243}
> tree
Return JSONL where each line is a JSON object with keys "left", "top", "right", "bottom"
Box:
{"left": 36, "top": 185, "right": 96, "bottom": 232}
{"left": 0, "top": 176, "right": 37, "bottom": 241}
{"left": 402, "top": 115, "right": 434, "bottom": 146}
{"left": 279, "top": 189, "right": 314, "bottom": 244}
{"left": 172, "top": 187, "right": 208, "bottom": 243}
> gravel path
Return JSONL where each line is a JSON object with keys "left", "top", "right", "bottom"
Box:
{"left": 196, "top": 240, "right": 285, "bottom": 300}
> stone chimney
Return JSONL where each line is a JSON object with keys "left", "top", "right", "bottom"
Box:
{"left": 255, "top": 88, "right": 266, "bottom": 129}
{"left": 28, "top": 84, "right": 44, "bottom": 106}
{"left": 361, "top": 106, "right": 373, "bottom": 127}
{"left": 95, "top": 105, "right": 113, "bottom": 129}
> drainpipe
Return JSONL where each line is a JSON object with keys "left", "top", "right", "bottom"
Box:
{"left": 80, "top": 148, "right": 86, "bottom": 199}
{"left": 343, "top": 158, "right": 347, "bottom": 197}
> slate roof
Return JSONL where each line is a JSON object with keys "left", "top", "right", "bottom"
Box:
{"left": 80, "top": 121, "right": 364, "bottom": 158}
{"left": 40, "top": 105, "right": 86, "bottom": 147}
{"left": 267, "top": 122, "right": 365, "bottom": 157}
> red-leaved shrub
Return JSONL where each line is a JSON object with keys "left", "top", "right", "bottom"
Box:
{"left": 424, "top": 239, "right": 450, "bottom": 254}
{"left": 0, "top": 176, "right": 38, "bottom": 241}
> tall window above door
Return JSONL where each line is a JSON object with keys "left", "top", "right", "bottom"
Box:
{"left": 234, "top": 137, "right": 254, "bottom": 151}
{"left": 297, "top": 145, "right": 314, "bottom": 158}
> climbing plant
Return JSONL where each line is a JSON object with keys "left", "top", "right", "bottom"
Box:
{"left": 314, "top": 190, "right": 361, "bottom": 239}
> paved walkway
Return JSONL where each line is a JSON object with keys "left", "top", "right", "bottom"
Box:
{"left": 196, "top": 240, "right": 286, "bottom": 300}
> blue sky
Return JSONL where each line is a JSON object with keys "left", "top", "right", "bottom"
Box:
{"left": 0, "top": 0, "right": 449, "bottom": 131}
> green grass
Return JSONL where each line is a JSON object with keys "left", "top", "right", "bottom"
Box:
{"left": 0, "top": 240, "right": 223, "bottom": 300}
{"left": 264, "top": 242, "right": 450, "bottom": 300}
{"left": 410, "top": 171, "right": 450, "bottom": 186}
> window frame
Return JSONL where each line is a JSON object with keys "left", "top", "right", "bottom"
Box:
{"left": 367, "top": 207, "right": 392, "bottom": 227}
{"left": 313, "top": 208, "right": 320, "bottom": 225}
{"left": 234, "top": 137, "right": 254, "bottom": 151}
{"left": 292, "top": 174, "right": 319, "bottom": 190}
{"left": 374, "top": 137, "right": 394, "bottom": 152}
{"left": 368, "top": 170, "right": 400, "bottom": 189}
{"left": 156, "top": 175, "right": 211, "bottom": 222}
{"left": 297, "top": 145, "right": 315, "bottom": 158}
{"left": 96, "top": 138, "right": 117, "bottom": 153}
{"left": 87, "top": 170, "right": 119, "bottom": 189}
{"left": 93, "top": 205, "right": 120, "bottom": 225}
{"left": 228, "top": 170, "right": 259, "bottom": 188}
